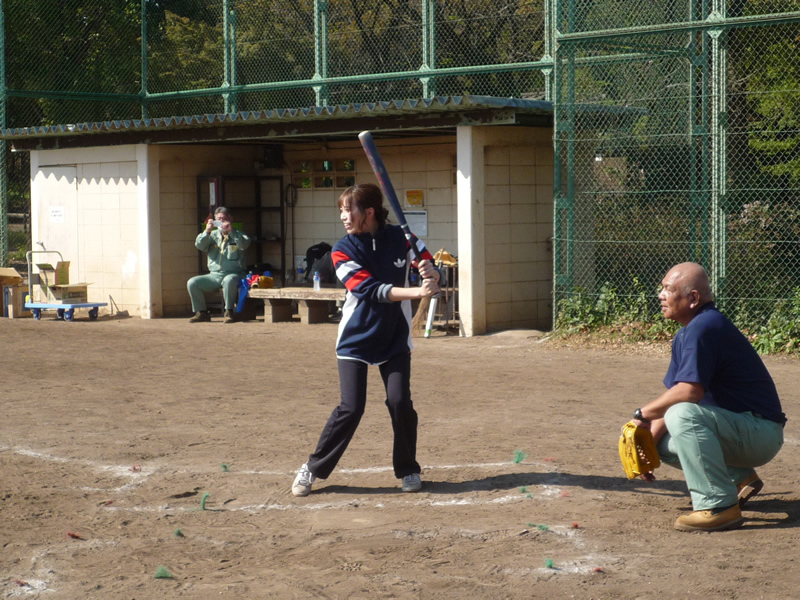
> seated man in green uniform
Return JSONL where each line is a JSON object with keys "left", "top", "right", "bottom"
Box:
{"left": 187, "top": 206, "right": 251, "bottom": 323}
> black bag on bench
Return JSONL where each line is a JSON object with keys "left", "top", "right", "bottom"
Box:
{"left": 304, "top": 243, "right": 336, "bottom": 284}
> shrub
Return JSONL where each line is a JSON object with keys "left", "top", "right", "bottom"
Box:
{"left": 556, "top": 278, "right": 800, "bottom": 355}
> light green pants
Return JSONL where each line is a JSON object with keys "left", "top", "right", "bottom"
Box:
{"left": 657, "top": 402, "right": 784, "bottom": 511}
{"left": 187, "top": 272, "right": 241, "bottom": 312}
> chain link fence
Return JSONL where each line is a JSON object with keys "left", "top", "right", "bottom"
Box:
{"left": 553, "top": 1, "right": 800, "bottom": 343}
{"left": 2, "top": 0, "right": 800, "bottom": 344}
{"left": 1, "top": 0, "right": 550, "bottom": 125}
{"left": 0, "top": 0, "right": 550, "bottom": 265}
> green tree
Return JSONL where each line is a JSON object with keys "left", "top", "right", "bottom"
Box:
{"left": 742, "top": 30, "right": 800, "bottom": 184}
{"left": 5, "top": 0, "right": 143, "bottom": 126}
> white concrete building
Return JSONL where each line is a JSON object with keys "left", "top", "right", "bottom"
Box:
{"left": 13, "top": 97, "right": 555, "bottom": 334}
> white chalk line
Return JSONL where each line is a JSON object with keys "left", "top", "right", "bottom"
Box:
{"left": 2, "top": 444, "right": 622, "bottom": 584}
{"left": 503, "top": 552, "right": 619, "bottom": 576}
{"left": 244, "top": 460, "right": 553, "bottom": 476}
{"left": 3, "top": 444, "right": 578, "bottom": 513}
{"left": 3, "top": 446, "right": 153, "bottom": 493}
{"left": 3, "top": 443, "right": 547, "bottom": 482}
{"left": 3, "top": 443, "right": 563, "bottom": 507}
{"left": 103, "top": 486, "right": 567, "bottom": 515}
{"left": 5, "top": 532, "right": 122, "bottom": 597}
{"left": 4, "top": 579, "right": 50, "bottom": 597}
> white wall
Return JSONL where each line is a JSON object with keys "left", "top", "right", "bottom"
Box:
{"left": 457, "top": 126, "right": 554, "bottom": 334}
{"left": 285, "top": 128, "right": 555, "bottom": 333}
{"left": 31, "top": 144, "right": 264, "bottom": 318}
{"left": 32, "top": 145, "right": 142, "bottom": 315}
{"left": 154, "top": 145, "right": 262, "bottom": 317}
{"left": 281, "top": 136, "right": 458, "bottom": 282}
{"left": 30, "top": 129, "right": 554, "bottom": 330}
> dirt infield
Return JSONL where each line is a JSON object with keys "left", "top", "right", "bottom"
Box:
{"left": 1, "top": 314, "right": 799, "bottom": 599}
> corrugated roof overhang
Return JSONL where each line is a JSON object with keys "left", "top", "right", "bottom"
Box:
{"left": 2, "top": 95, "right": 553, "bottom": 151}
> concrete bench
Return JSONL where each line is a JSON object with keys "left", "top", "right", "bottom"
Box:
{"left": 249, "top": 287, "right": 346, "bottom": 324}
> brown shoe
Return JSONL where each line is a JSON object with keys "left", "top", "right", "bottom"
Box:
{"left": 223, "top": 310, "right": 236, "bottom": 323}
{"left": 737, "top": 473, "right": 764, "bottom": 509}
{"left": 189, "top": 311, "right": 211, "bottom": 323}
{"left": 674, "top": 505, "right": 743, "bottom": 532}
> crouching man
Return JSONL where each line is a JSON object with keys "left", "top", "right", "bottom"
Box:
{"left": 629, "top": 262, "right": 785, "bottom": 532}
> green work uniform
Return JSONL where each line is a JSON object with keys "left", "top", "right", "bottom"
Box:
{"left": 187, "top": 228, "right": 252, "bottom": 312}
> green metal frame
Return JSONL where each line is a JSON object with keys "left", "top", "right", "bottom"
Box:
{"left": 551, "top": 1, "right": 800, "bottom": 326}
{"left": 0, "top": 0, "right": 6, "bottom": 266}
{"left": 1, "top": 0, "right": 799, "bottom": 336}
{"left": 0, "top": 0, "right": 556, "bottom": 266}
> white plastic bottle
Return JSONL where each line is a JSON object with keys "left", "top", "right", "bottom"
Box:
{"left": 296, "top": 267, "right": 304, "bottom": 284}
{"left": 313, "top": 271, "right": 321, "bottom": 291}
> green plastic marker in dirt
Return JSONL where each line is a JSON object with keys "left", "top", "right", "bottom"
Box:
{"left": 154, "top": 566, "right": 174, "bottom": 579}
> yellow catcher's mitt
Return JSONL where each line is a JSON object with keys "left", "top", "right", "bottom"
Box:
{"left": 619, "top": 421, "right": 661, "bottom": 480}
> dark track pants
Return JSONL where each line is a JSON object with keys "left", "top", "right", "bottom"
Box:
{"left": 307, "top": 352, "right": 420, "bottom": 480}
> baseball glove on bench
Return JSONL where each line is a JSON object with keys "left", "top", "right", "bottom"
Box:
{"left": 619, "top": 421, "right": 660, "bottom": 480}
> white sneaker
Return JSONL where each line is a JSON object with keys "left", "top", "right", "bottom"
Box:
{"left": 401, "top": 473, "right": 422, "bottom": 493}
{"left": 292, "top": 463, "right": 316, "bottom": 497}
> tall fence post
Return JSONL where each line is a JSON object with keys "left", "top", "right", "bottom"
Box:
{"left": 140, "top": 0, "right": 149, "bottom": 119}
{"left": 421, "top": 0, "right": 437, "bottom": 98}
{"left": 688, "top": 0, "right": 711, "bottom": 269}
{"left": 229, "top": 7, "right": 238, "bottom": 113}
{"left": 542, "top": 0, "right": 554, "bottom": 101}
{"left": 223, "top": 0, "right": 231, "bottom": 113}
{"left": 710, "top": 0, "right": 728, "bottom": 303}
{"left": 552, "top": 0, "right": 577, "bottom": 322}
{"left": 0, "top": 0, "right": 7, "bottom": 267}
{"left": 313, "top": 0, "right": 329, "bottom": 107}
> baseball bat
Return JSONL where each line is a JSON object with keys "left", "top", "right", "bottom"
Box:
{"left": 424, "top": 296, "right": 438, "bottom": 338}
{"left": 358, "top": 130, "right": 424, "bottom": 263}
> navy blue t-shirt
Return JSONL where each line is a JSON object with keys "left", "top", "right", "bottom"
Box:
{"left": 664, "top": 303, "right": 786, "bottom": 425}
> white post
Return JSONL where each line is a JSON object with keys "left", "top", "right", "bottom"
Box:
{"left": 456, "top": 126, "right": 486, "bottom": 336}
{"left": 138, "top": 144, "right": 161, "bottom": 318}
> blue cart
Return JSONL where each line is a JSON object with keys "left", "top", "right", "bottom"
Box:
{"left": 25, "top": 301, "right": 107, "bottom": 321}
{"left": 24, "top": 250, "right": 108, "bottom": 321}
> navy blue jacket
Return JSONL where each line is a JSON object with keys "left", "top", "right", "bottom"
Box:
{"left": 332, "top": 225, "right": 433, "bottom": 365}
{"left": 665, "top": 303, "right": 786, "bottom": 425}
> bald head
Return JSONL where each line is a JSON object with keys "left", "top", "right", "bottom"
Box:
{"left": 659, "top": 262, "right": 714, "bottom": 325}
{"left": 668, "top": 262, "right": 713, "bottom": 303}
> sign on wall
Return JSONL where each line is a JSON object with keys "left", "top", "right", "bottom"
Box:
{"left": 405, "top": 189, "right": 424, "bottom": 207}
{"left": 403, "top": 210, "right": 428, "bottom": 237}
{"left": 49, "top": 206, "right": 66, "bottom": 223}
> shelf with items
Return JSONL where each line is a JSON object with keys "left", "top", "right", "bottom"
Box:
{"left": 291, "top": 158, "right": 357, "bottom": 190}
{"left": 196, "top": 175, "right": 285, "bottom": 279}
